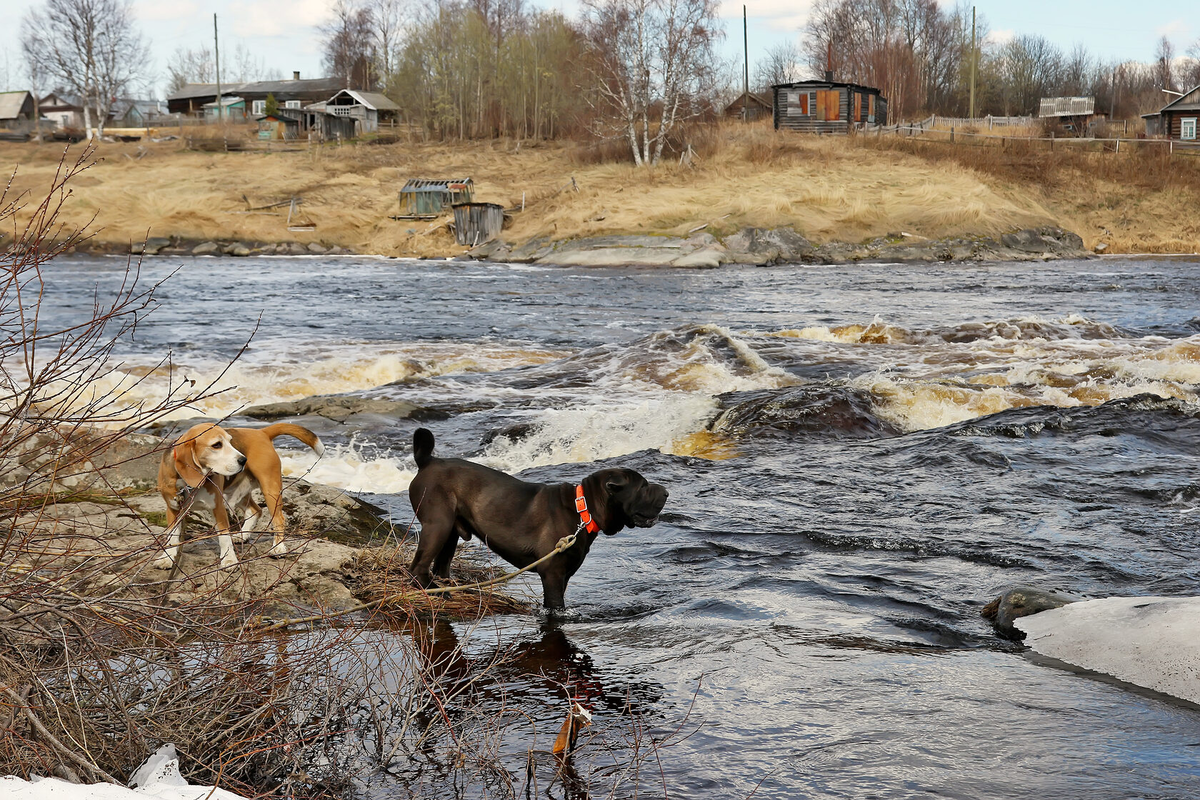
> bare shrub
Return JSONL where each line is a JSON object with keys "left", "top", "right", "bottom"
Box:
{"left": 1, "top": 146, "right": 695, "bottom": 799}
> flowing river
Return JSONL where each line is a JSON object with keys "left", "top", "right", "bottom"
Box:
{"left": 37, "top": 254, "right": 1200, "bottom": 798}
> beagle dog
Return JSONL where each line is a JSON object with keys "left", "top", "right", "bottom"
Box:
{"left": 154, "top": 422, "right": 325, "bottom": 569}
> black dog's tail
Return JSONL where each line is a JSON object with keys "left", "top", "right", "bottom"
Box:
{"left": 413, "top": 428, "right": 436, "bottom": 469}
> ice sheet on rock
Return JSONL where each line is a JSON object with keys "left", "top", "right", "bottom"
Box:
{"left": 1016, "top": 596, "right": 1200, "bottom": 704}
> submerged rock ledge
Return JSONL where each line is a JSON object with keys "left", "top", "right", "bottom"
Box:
{"left": 469, "top": 225, "right": 1090, "bottom": 267}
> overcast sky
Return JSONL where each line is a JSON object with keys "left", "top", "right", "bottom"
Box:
{"left": 0, "top": 0, "right": 1196, "bottom": 98}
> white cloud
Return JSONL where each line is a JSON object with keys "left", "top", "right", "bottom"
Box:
{"left": 229, "top": 0, "right": 330, "bottom": 38}
{"left": 134, "top": 0, "right": 198, "bottom": 22}
{"left": 985, "top": 29, "right": 1014, "bottom": 47}
{"left": 1156, "top": 19, "right": 1189, "bottom": 40}
{"left": 719, "top": 0, "right": 816, "bottom": 31}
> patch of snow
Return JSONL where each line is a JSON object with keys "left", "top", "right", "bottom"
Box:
{"left": 2, "top": 744, "right": 248, "bottom": 800}
{"left": 1016, "top": 596, "right": 1200, "bottom": 704}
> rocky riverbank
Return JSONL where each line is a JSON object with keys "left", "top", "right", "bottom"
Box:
{"left": 468, "top": 225, "right": 1092, "bottom": 267}
{"left": 5, "top": 431, "right": 407, "bottom": 615}
{"left": 43, "top": 225, "right": 1091, "bottom": 267}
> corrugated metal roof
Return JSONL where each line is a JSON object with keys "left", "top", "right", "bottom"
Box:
{"left": 340, "top": 89, "right": 400, "bottom": 111}
{"left": 0, "top": 91, "right": 32, "bottom": 120}
{"left": 400, "top": 178, "right": 474, "bottom": 193}
{"left": 168, "top": 77, "right": 343, "bottom": 102}
{"left": 1039, "top": 96, "right": 1095, "bottom": 118}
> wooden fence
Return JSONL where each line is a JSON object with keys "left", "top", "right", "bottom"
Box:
{"left": 864, "top": 120, "right": 1200, "bottom": 156}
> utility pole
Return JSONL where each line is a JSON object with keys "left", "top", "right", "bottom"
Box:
{"left": 743, "top": 5, "right": 749, "bottom": 123}
{"left": 968, "top": 6, "right": 976, "bottom": 119}
{"left": 213, "top": 13, "right": 222, "bottom": 123}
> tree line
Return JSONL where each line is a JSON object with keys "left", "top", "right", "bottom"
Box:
{"left": 12, "top": 0, "right": 1200, "bottom": 159}
{"left": 794, "top": 0, "right": 1200, "bottom": 120}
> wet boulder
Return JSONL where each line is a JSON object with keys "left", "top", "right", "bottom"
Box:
{"left": 242, "top": 395, "right": 428, "bottom": 423}
{"left": 982, "top": 585, "right": 1079, "bottom": 640}
{"left": 998, "top": 227, "right": 1086, "bottom": 256}
{"left": 722, "top": 227, "right": 813, "bottom": 265}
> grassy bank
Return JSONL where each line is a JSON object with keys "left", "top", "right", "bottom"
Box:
{"left": 3, "top": 122, "right": 1196, "bottom": 257}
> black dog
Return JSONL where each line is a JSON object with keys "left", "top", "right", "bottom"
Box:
{"left": 407, "top": 428, "right": 668, "bottom": 610}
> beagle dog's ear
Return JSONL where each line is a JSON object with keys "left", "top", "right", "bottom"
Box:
{"left": 173, "top": 439, "right": 206, "bottom": 488}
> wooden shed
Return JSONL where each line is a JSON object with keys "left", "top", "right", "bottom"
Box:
{"left": 256, "top": 112, "right": 300, "bottom": 140}
{"left": 772, "top": 78, "right": 887, "bottom": 134}
{"left": 1038, "top": 96, "right": 1101, "bottom": 136}
{"left": 1142, "top": 85, "right": 1200, "bottom": 141}
{"left": 397, "top": 178, "right": 474, "bottom": 218}
{"left": 452, "top": 202, "right": 505, "bottom": 246}
{"left": 724, "top": 91, "right": 772, "bottom": 121}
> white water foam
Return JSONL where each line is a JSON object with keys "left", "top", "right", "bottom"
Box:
{"left": 281, "top": 441, "right": 415, "bottom": 495}
{"left": 480, "top": 393, "right": 721, "bottom": 473}
{"left": 20, "top": 341, "right": 567, "bottom": 426}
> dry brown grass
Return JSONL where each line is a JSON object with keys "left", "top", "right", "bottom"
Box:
{"left": 3, "top": 122, "right": 1194, "bottom": 256}
{"left": 864, "top": 134, "right": 1200, "bottom": 253}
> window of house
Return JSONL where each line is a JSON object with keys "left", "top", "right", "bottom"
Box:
{"left": 252, "top": 100, "right": 265, "bottom": 115}
{"left": 1184, "top": 118, "right": 1197, "bottom": 141}
{"left": 285, "top": 100, "right": 301, "bottom": 109}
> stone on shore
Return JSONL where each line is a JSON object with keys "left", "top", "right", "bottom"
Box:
{"left": 982, "top": 585, "right": 1078, "bottom": 640}
{"left": 192, "top": 241, "right": 220, "bottom": 256}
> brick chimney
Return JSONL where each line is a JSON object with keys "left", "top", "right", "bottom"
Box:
{"left": 292, "top": 71, "right": 300, "bottom": 81}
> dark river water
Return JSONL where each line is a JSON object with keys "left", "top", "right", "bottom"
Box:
{"left": 38, "top": 255, "right": 1200, "bottom": 798}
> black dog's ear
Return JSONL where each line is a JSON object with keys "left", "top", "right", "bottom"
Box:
{"left": 605, "top": 475, "right": 628, "bottom": 494}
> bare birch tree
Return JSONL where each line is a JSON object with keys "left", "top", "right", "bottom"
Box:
{"left": 322, "top": 0, "right": 378, "bottom": 90}
{"left": 754, "top": 41, "right": 805, "bottom": 90}
{"left": 582, "top": 0, "right": 721, "bottom": 166}
{"left": 21, "top": 0, "right": 147, "bottom": 139}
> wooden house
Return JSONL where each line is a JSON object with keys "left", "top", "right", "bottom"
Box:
{"left": 0, "top": 91, "right": 36, "bottom": 131}
{"left": 1142, "top": 85, "right": 1200, "bottom": 141}
{"left": 36, "top": 92, "right": 84, "bottom": 129}
{"left": 203, "top": 96, "right": 248, "bottom": 121}
{"left": 321, "top": 89, "right": 400, "bottom": 134}
{"left": 109, "top": 98, "right": 162, "bottom": 127}
{"left": 302, "top": 103, "right": 357, "bottom": 140}
{"left": 724, "top": 91, "right": 772, "bottom": 121}
{"left": 167, "top": 74, "right": 342, "bottom": 116}
{"left": 772, "top": 77, "right": 887, "bottom": 134}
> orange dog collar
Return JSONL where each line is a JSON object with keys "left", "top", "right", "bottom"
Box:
{"left": 575, "top": 485, "right": 600, "bottom": 535}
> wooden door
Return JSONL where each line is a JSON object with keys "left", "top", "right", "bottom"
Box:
{"left": 824, "top": 89, "right": 841, "bottom": 121}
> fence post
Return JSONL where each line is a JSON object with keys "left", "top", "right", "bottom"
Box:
{"left": 950, "top": 126, "right": 955, "bottom": 143}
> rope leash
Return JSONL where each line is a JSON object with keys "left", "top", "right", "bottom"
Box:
{"left": 249, "top": 521, "right": 585, "bottom": 632}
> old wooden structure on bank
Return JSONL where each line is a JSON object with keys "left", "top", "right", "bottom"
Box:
{"left": 724, "top": 91, "right": 772, "bottom": 122}
{"left": 772, "top": 76, "right": 887, "bottom": 133}
{"left": 1038, "top": 96, "right": 1101, "bottom": 136}
{"left": 452, "top": 202, "right": 505, "bottom": 246}
{"left": 1143, "top": 85, "right": 1200, "bottom": 141}
{"left": 397, "top": 178, "right": 475, "bottom": 219}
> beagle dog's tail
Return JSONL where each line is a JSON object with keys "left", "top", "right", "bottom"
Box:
{"left": 260, "top": 422, "right": 326, "bottom": 456}
{"left": 413, "top": 428, "right": 435, "bottom": 470}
